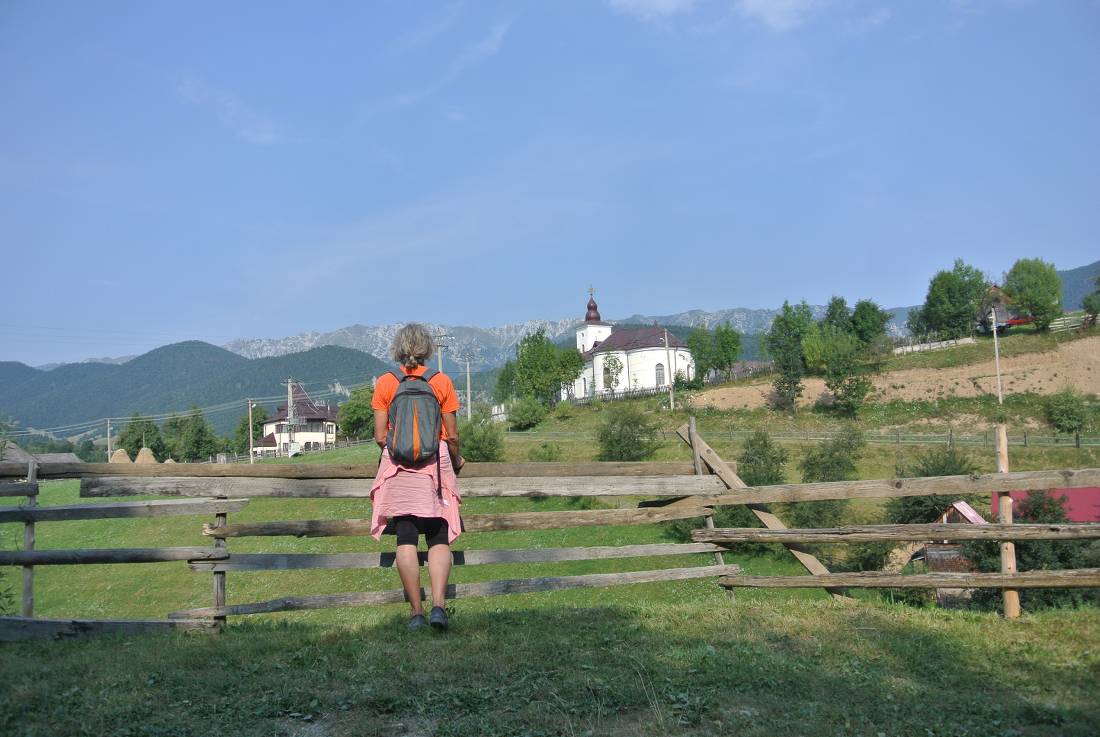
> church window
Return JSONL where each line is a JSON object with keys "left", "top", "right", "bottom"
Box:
{"left": 655, "top": 363, "right": 665, "bottom": 387}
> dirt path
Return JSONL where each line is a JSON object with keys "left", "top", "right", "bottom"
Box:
{"left": 697, "top": 335, "right": 1100, "bottom": 411}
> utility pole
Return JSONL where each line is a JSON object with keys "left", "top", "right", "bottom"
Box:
{"left": 466, "top": 360, "right": 472, "bottom": 420}
{"left": 991, "top": 308, "right": 1020, "bottom": 619}
{"left": 434, "top": 329, "right": 453, "bottom": 373}
{"left": 247, "top": 399, "right": 255, "bottom": 465}
{"left": 284, "top": 379, "right": 297, "bottom": 456}
{"left": 106, "top": 418, "right": 111, "bottom": 458}
{"left": 664, "top": 328, "right": 675, "bottom": 411}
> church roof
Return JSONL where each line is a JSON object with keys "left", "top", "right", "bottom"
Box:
{"left": 583, "top": 326, "right": 686, "bottom": 359}
{"left": 266, "top": 384, "right": 339, "bottom": 424}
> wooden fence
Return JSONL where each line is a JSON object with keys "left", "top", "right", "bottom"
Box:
{"left": 3, "top": 433, "right": 1100, "bottom": 640}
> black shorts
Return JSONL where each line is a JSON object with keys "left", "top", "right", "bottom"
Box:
{"left": 392, "top": 515, "right": 449, "bottom": 547}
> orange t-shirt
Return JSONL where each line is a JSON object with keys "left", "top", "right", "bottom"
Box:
{"left": 372, "top": 366, "right": 460, "bottom": 440}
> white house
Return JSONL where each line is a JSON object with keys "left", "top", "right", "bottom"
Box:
{"left": 255, "top": 383, "right": 339, "bottom": 457}
{"left": 563, "top": 293, "right": 694, "bottom": 399}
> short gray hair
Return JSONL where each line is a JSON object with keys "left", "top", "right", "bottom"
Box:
{"left": 390, "top": 323, "right": 435, "bottom": 369}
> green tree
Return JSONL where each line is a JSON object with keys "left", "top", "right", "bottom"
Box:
{"left": 806, "top": 327, "right": 872, "bottom": 417}
{"left": 117, "top": 413, "right": 167, "bottom": 461}
{"left": 822, "top": 296, "right": 852, "bottom": 334}
{"left": 509, "top": 329, "right": 584, "bottom": 404}
{"left": 458, "top": 406, "right": 505, "bottom": 462}
{"left": 1082, "top": 274, "right": 1100, "bottom": 326}
{"left": 527, "top": 442, "right": 562, "bottom": 462}
{"left": 596, "top": 405, "right": 660, "bottom": 461}
{"left": 738, "top": 430, "right": 788, "bottom": 487}
{"left": 764, "top": 301, "right": 814, "bottom": 410}
{"left": 231, "top": 404, "right": 269, "bottom": 455}
{"left": 602, "top": 354, "right": 623, "bottom": 393}
{"left": 712, "top": 323, "right": 742, "bottom": 379}
{"left": 1004, "top": 258, "right": 1062, "bottom": 330}
{"left": 164, "top": 407, "right": 222, "bottom": 462}
{"left": 918, "top": 260, "right": 989, "bottom": 339}
{"left": 507, "top": 395, "right": 546, "bottom": 431}
{"left": 686, "top": 326, "right": 716, "bottom": 380}
{"left": 337, "top": 386, "right": 375, "bottom": 440}
{"left": 886, "top": 446, "right": 981, "bottom": 524}
{"left": 494, "top": 361, "right": 517, "bottom": 403}
{"left": 850, "top": 299, "right": 891, "bottom": 348}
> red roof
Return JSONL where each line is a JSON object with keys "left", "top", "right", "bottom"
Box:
{"left": 267, "top": 383, "right": 339, "bottom": 423}
{"left": 583, "top": 326, "right": 686, "bottom": 359}
{"left": 994, "top": 489, "right": 1100, "bottom": 523}
{"left": 255, "top": 432, "right": 277, "bottom": 448}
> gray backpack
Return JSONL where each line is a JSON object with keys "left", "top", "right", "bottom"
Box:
{"left": 385, "top": 369, "right": 443, "bottom": 474}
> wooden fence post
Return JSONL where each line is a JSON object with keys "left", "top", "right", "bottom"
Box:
{"left": 996, "top": 424, "right": 1021, "bottom": 619}
{"left": 211, "top": 499, "right": 229, "bottom": 629}
{"left": 689, "top": 417, "right": 726, "bottom": 570}
{"left": 22, "top": 460, "right": 38, "bottom": 618}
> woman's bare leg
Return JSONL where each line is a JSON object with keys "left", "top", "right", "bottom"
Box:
{"left": 395, "top": 544, "right": 423, "bottom": 615}
{"left": 427, "top": 544, "right": 452, "bottom": 608}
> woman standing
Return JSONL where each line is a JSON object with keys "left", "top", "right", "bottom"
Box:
{"left": 369, "top": 324, "right": 464, "bottom": 631}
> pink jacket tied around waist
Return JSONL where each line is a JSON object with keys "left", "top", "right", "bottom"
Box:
{"left": 369, "top": 448, "right": 462, "bottom": 545}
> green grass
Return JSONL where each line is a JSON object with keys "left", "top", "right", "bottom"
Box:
{"left": 881, "top": 323, "right": 1098, "bottom": 372}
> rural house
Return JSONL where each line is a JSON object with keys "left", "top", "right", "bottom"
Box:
{"left": 563, "top": 292, "right": 695, "bottom": 399}
{"left": 255, "top": 383, "right": 339, "bottom": 457}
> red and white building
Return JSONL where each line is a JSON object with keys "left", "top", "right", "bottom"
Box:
{"left": 254, "top": 383, "right": 339, "bottom": 457}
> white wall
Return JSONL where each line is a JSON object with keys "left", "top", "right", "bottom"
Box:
{"left": 562, "top": 346, "right": 695, "bottom": 398}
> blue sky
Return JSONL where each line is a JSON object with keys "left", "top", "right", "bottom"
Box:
{"left": 2, "top": 0, "right": 1098, "bottom": 365}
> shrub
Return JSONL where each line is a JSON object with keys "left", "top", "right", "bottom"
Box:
{"left": 964, "top": 491, "right": 1100, "bottom": 610}
{"left": 552, "top": 400, "right": 575, "bottom": 421}
{"left": 596, "top": 406, "right": 661, "bottom": 461}
{"left": 459, "top": 407, "right": 505, "bottom": 462}
{"left": 886, "top": 446, "right": 981, "bottom": 524}
{"left": 738, "top": 430, "right": 788, "bottom": 487}
{"left": 782, "top": 426, "right": 864, "bottom": 530}
{"left": 1045, "top": 388, "right": 1087, "bottom": 435}
{"left": 507, "top": 395, "right": 546, "bottom": 431}
{"left": 527, "top": 442, "right": 562, "bottom": 462}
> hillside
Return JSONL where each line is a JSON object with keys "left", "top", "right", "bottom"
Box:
{"left": 0, "top": 342, "right": 390, "bottom": 436}
{"left": 1060, "top": 258, "right": 1100, "bottom": 310}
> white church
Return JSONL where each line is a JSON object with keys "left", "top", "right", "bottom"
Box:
{"left": 563, "top": 292, "right": 694, "bottom": 400}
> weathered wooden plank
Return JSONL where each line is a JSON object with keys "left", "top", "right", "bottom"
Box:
{"left": 0, "top": 481, "right": 38, "bottom": 497}
{"left": 0, "top": 547, "right": 229, "bottom": 565}
{"left": 169, "top": 563, "right": 742, "bottom": 618}
{"left": 0, "top": 616, "right": 218, "bottom": 642}
{"left": 80, "top": 474, "right": 722, "bottom": 499}
{"left": 202, "top": 506, "right": 712, "bottom": 538}
{"left": 703, "top": 468, "right": 1100, "bottom": 507}
{"left": 676, "top": 425, "right": 852, "bottom": 602}
{"left": 188, "top": 543, "right": 726, "bottom": 571}
{"left": 6, "top": 461, "right": 696, "bottom": 480}
{"left": 694, "top": 523, "right": 1100, "bottom": 544}
{"left": 718, "top": 568, "right": 1100, "bottom": 589}
{"left": 0, "top": 498, "right": 249, "bottom": 523}
{"left": 22, "top": 461, "right": 37, "bottom": 618}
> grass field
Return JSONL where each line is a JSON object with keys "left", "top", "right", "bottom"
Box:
{"left": 3, "top": 408, "right": 1100, "bottom": 735}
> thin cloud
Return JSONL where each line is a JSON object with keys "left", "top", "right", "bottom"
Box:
{"left": 178, "top": 77, "right": 283, "bottom": 145}
{"left": 393, "top": 21, "right": 511, "bottom": 107}
{"left": 609, "top": 0, "right": 696, "bottom": 21}
{"left": 389, "top": 2, "right": 465, "bottom": 54}
{"left": 735, "top": 0, "right": 827, "bottom": 31}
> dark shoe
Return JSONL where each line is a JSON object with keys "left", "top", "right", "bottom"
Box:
{"left": 429, "top": 606, "right": 448, "bottom": 631}
{"left": 407, "top": 614, "right": 427, "bottom": 632}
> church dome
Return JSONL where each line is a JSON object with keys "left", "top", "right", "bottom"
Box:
{"left": 585, "top": 294, "right": 602, "bottom": 322}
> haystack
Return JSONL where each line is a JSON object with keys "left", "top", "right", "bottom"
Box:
{"left": 109, "top": 448, "right": 132, "bottom": 463}
{"left": 134, "top": 447, "right": 157, "bottom": 464}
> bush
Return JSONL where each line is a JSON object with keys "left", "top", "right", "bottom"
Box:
{"left": 459, "top": 407, "right": 505, "bottom": 462}
{"left": 552, "top": 400, "right": 575, "bottom": 421}
{"left": 527, "top": 442, "right": 562, "bottom": 462}
{"left": 964, "top": 491, "right": 1100, "bottom": 610}
{"left": 507, "top": 395, "right": 547, "bottom": 431}
{"left": 738, "top": 430, "right": 787, "bottom": 487}
{"left": 596, "top": 405, "right": 661, "bottom": 461}
{"left": 1045, "top": 388, "right": 1087, "bottom": 435}
{"left": 886, "top": 446, "right": 981, "bottom": 524}
{"left": 781, "top": 426, "right": 864, "bottom": 530}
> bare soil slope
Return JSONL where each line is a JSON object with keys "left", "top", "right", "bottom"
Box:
{"left": 698, "top": 335, "right": 1100, "bottom": 411}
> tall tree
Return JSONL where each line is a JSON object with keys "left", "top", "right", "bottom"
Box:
{"left": 712, "top": 322, "right": 742, "bottom": 379}
{"left": 850, "top": 299, "right": 891, "bottom": 348}
{"left": 117, "top": 412, "right": 167, "bottom": 461}
{"left": 918, "top": 260, "right": 989, "bottom": 339}
{"left": 822, "top": 296, "right": 852, "bottom": 334}
{"left": 686, "top": 326, "right": 716, "bottom": 380}
{"left": 602, "top": 354, "right": 623, "bottom": 393}
{"left": 508, "top": 329, "right": 584, "bottom": 404}
{"left": 1004, "top": 258, "right": 1063, "bottom": 330}
{"left": 164, "top": 407, "right": 222, "bottom": 461}
{"left": 764, "top": 301, "right": 814, "bottom": 410}
{"left": 337, "top": 386, "right": 374, "bottom": 439}
{"left": 232, "top": 404, "right": 269, "bottom": 455}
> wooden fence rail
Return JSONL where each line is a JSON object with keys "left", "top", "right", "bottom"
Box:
{"left": 694, "top": 523, "right": 1100, "bottom": 544}
{"left": 719, "top": 569, "right": 1100, "bottom": 589}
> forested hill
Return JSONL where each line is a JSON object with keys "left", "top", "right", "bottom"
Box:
{"left": 1060, "top": 259, "right": 1100, "bottom": 310}
{"left": 0, "top": 341, "right": 390, "bottom": 436}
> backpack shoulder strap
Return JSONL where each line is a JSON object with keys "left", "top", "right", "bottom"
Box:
{"left": 420, "top": 368, "right": 440, "bottom": 382}
{"left": 388, "top": 370, "right": 403, "bottom": 383}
